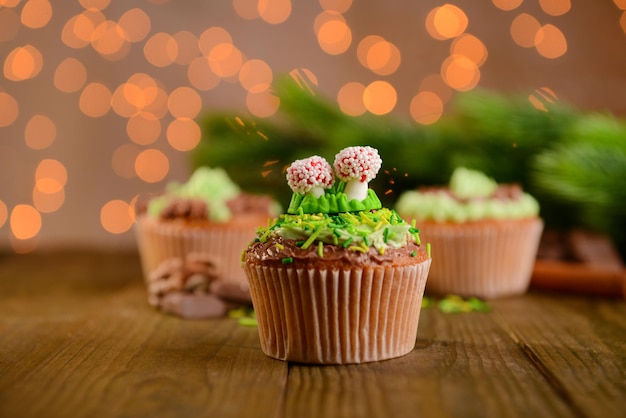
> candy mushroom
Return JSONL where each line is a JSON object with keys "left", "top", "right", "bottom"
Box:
{"left": 286, "top": 156, "right": 334, "bottom": 198}
{"left": 333, "top": 146, "right": 382, "bottom": 201}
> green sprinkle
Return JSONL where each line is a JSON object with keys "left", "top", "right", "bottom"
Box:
{"left": 410, "top": 251, "right": 417, "bottom": 257}
{"left": 342, "top": 237, "right": 353, "bottom": 248}
{"left": 318, "top": 241, "right": 324, "bottom": 257}
{"left": 259, "top": 228, "right": 271, "bottom": 243}
{"left": 239, "top": 317, "right": 258, "bottom": 327}
{"left": 383, "top": 227, "right": 390, "bottom": 243}
{"left": 349, "top": 245, "right": 367, "bottom": 253}
{"left": 228, "top": 307, "right": 248, "bottom": 318}
{"left": 281, "top": 257, "right": 294, "bottom": 264}
{"left": 426, "top": 242, "right": 431, "bottom": 258}
{"left": 301, "top": 226, "right": 324, "bottom": 250}
{"left": 413, "top": 232, "right": 421, "bottom": 246}
{"left": 436, "top": 295, "right": 491, "bottom": 314}
{"left": 363, "top": 235, "right": 370, "bottom": 247}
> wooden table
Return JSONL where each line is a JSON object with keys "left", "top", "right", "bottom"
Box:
{"left": 1, "top": 251, "right": 625, "bottom": 418}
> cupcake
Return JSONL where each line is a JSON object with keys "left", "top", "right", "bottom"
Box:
{"left": 134, "top": 166, "right": 279, "bottom": 317}
{"left": 395, "top": 167, "right": 543, "bottom": 299}
{"left": 242, "top": 146, "right": 431, "bottom": 364}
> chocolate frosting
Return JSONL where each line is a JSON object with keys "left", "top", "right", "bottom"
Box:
{"left": 245, "top": 236, "right": 429, "bottom": 268}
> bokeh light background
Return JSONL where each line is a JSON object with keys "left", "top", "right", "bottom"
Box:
{"left": 1, "top": 0, "right": 625, "bottom": 253}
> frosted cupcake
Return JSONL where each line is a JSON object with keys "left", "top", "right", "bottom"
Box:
{"left": 395, "top": 167, "right": 543, "bottom": 299}
{"left": 242, "top": 146, "right": 431, "bottom": 364}
{"left": 134, "top": 166, "right": 279, "bottom": 317}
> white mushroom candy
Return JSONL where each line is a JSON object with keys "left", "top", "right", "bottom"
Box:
{"left": 333, "top": 146, "right": 382, "bottom": 201}
{"left": 286, "top": 155, "right": 334, "bottom": 197}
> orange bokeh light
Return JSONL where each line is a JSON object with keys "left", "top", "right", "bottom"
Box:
{"left": 337, "top": 81, "right": 366, "bottom": 116}
{"left": 187, "top": 57, "right": 221, "bottom": 91}
{"left": 0, "top": 92, "right": 19, "bottom": 127}
{"left": 209, "top": 43, "right": 244, "bottom": 78}
{"left": 357, "top": 35, "right": 401, "bottom": 76}
{"left": 168, "top": 86, "right": 202, "bottom": 119}
{"left": 511, "top": 13, "right": 541, "bottom": 48}
{"left": 118, "top": 8, "right": 151, "bottom": 43}
{"left": 25, "top": 115, "right": 56, "bottom": 150}
{"left": 80, "top": 0, "right": 111, "bottom": 11}
{"left": 135, "top": 149, "right": 169, "bottom": 183}
{"left": 35, "top": 159, "right": 67, "bottom": 192}
{"left": 173, "top": 31, "right": 200, "bottom": 65}
{"left": 539, "top": 0, "right": 571, "bottom": 16}
{"left": 198, "top": 26, "right": 232, "bottom": 56}
{"left": 451, "top": 34, "right": 488, "bottom": 67}
{"left": 4, "top": 44, "right": 43, "bottom": 81}
{"left": 316, "top": 18, "right": 352, "bottom": 55}
{"left": 535, "top": 24, "right": 567, "bottom": 58}
{"left": 491, "top": 0, "right": 523, "bottom": 11}
{"left": 62, "top": 11, "right": 106, "bottom": 49}
{"left": 144, "top": 32, "right": 178, "bottom": 67}
{"left": 233, "top": 0, "right": 261, "bottom": 20}
{"left": 167, "top": 118, "right": 201, "bottom": 151}
{"left": 410, "top": 91, "right": 444, "bottom": 125}
{"left": 10, "top": 204, "right": 41, "bottom": 240}
{"left": 100, "top": 200, "right": 134, "bottom": 234}
{"left": 127, "top": 112, "right": 161, "bottom": 145}
{"left": 363, "top": 81, "right": 397, "bottom": 115}
{"left": 441, "top": 54, "right": 480, "bottom": 91}
{"left": 79, "top": 82, "right": 112, "bottom": 117}
{"left": 0, "top": 0, "right": 21, "bottom": 8}
{"left": 246, "top": 90, "right": 280, "bottom": 118}
{"left": 33, "top": 187, "right": 65, "bottom": 214}
{"left": 426, "top": 4, "right": 468, "bottom": 40}
{"left": 21, "top": 0, "right": 52, "bottom": 29}
{"left": 54, "top": 57, "right": 87, "bottom": 93}
{"left": 239, "top": 59, "right": 273, "bottom": 93}
{"left": 258, "top": 0, "right": 292, "bottom": 24}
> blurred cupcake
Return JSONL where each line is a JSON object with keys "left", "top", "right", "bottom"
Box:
{"left": 395, "top": 167, "right": 543, "bottom": 299}
{"left": 134, "top": 166, "right": 279, "bottom": 317}
{"left": 242, "top": 147, "right": 431, "bottom": 364}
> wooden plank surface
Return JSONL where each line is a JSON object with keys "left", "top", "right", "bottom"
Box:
{"left": 1, "top": 252, "right": 625, "bottom": 418}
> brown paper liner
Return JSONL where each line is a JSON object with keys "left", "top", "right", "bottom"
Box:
{"left": 135, "top": 215, "right": 266, "bottom": 288}
{"left": 243, "top": 259, "right": 431, "bottom": 364}
{"left": 419, "top": 218, "right": 543, "bottom": 299}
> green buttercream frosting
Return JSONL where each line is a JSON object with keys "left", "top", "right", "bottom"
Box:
{"left": 287, "top": 189, "right": 382, "bottom": 214}
{"left": 147, "top": 167, "right": 240, "bottom": 222}
{"left": 449, "top": 167, "right": 497, "bottom": 199}
{"left": 395, "top": 167, "right": 540, "bottom": 223}
{"left": 257, "top": 208, "right": 419, "bottom": 254}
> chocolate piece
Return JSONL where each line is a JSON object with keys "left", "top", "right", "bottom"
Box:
{"left": 566, "top": 229, "right": 624, "bottom": 271}
{"left": 210, "top": 280, "right": 252, "bottom": 304}
{"left": 160, "top": 292, "right": 228, "bottom": 319}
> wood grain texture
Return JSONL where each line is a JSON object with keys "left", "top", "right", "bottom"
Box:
{"left": 1, "top": 252, "right": 625, "bottom": 418}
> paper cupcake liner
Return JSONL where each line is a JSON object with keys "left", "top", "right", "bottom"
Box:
{"left": 135, "top": 216, "right": 262, "bottom": 287}
{"left": 243, "top": 259, "right": 431, "bottom": 364}
{"left": 420, "top": 218, "right": 543, "bottom": 299}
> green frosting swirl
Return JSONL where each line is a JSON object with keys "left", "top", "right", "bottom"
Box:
{"left": 287, "top": 189, "right": 382, "bottom": 214}
{"left": 147, "top": 167, "right": 240, "bottom": 222}
{"left": 395, "top": 167, "right": 540, "bottom": 223}
{"left": 256, "top": 208, "right": 420, "bottom": 255}
{"left": 450, "top": 167, "right": 497, "bottom": 199}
